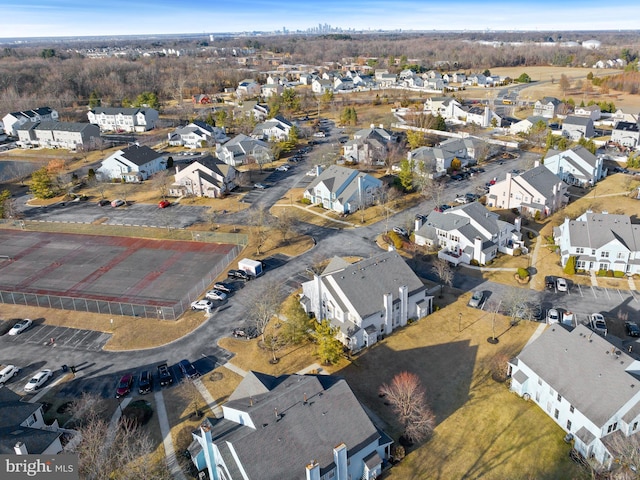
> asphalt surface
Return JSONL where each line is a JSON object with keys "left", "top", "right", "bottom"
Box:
{"left": 1, "top": 124, "right": 639, "bottom": 401}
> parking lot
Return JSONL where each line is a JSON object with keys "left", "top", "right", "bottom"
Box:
{"left": 1, "top": 322, "right": 111, "bottom": 351}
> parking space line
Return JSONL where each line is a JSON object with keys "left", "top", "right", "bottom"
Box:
{"left": 577, "top": 284, "right": 584, "bottom": 297}
{"left": 618, "top": 289, "right": 625, "bottom": 300}
{"left": 590, "top": 286, "right": 598, "bottom": 298}
{"left": 630, "top": 290, "right": 639, "bottom": 304}
{"left": 605, "top": 288, "right": 611, "bottom": 299}
{"left": 64, "top": 329, "right": 83, "bottom": 346}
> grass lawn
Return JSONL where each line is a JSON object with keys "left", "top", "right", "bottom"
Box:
{"left": 335, "top": 293, "right": 583, "bottom": 479}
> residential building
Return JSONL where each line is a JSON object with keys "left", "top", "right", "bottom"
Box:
{"left": 97, "top": 144, "right": 165, "bottom": 182}
{"left": 486, "top": 164, "right": 568, "bottom": 217}
{"left": 169, "top": 155, "right": 236, "bottom": 198}
{"left": 533, "top": 97, "right": 562, "bottom": 118}
{"left": 509, "top": 116, "right": 549, "bottom": 136}
{"left": 562, "top": 115, "right": 595, "bottom": 140}
{"left": 509, "top": 324, "right": 640, "bottom": 468}
{"left": 543, "top": 146, "right": 606, "bottom": 187}
{"left": 87, "top": 107, "right": 159, "bottom": 132}
{"left": 377, "top": 73, "right": 397, "bottom": 88}
{"left": 407, "top": 137, "right": 484, "bottom": 177}
{"left": 2, "top": 107, "right": 58, "bottom": 136}
{"left": 216, "top": 134, "right": 272, "bottom": 167}
{"left": 261, "top": 81, "right": 283, "bottom": 98}
{"left": 168, "top": 121, "right": 228, "bottom": 149}
{"left": 311, "top": 78, "right": 333, "bottom": 94}
{"left": 464, "top": 106, "right": 501, "bottom": 128}
{"left": 303, "top": 165, "right": 382, "bottom": 214}
{"left": 300, "top": 251, "right": 432, "bottom": 350}
{"left": 342, "top": 126, "right": 397, "bottom": 165}
{"left": 251, "top": 115, "right": 293, "bottom": 142}
{"left": 237, "top": 101, "right": 270, "bottom": 122}
{"left": 611, "top": 121, "right": 640, "bottom": 148}
{"left": 424, "top": 97, "right": 463, "bottom": 119}
{"left": 192, "top": 94, "right": 215, "bottom": 104}
{"left": 188, "top": 371, "right": 393, "bottom": 480}
{"left": 414, "top": 202, "right": 524, "bottom": 265}
{"left": 554, "top": 210, "right": 640, "bottom": 275}
{"left": 235, "top": 79, "right": 261, "bottom": 99}
{"left": 574, "top": 104, "right": 602, "bottom": 120}
{"left": 16, "top": 121, "right": 99, "bottom": 150}
{"left": 0, "top": 387, "right": 63, "bottom": 455}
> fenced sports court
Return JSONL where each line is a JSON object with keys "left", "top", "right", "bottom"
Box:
{"left": 0, "top": 229, "right": 243, "bottom": 320}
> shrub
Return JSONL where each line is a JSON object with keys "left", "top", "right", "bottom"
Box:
{"left": 576, "top": 269, "right": 585, "bottom": 274}
{"left": 511, "top": 208, "right": 520, "bottom": 215}
{"left": 300, "top": 198, "right": 311, "bottom": 205}
{"left": 534, "top": 211, "right": 541, "bottom": 221}
{"left": 606, "top": 270, "right": 614, "bottom": 277}
{"left": 513, "top": 248, "right": 522, "bottom": 257}
{"left": 122, "top": 400, "right": 153, "bottom": 427}
{"left": 563, "top": 256, "right": 576, "bottom": 275}
{"left": 387, "top": 231, "right": 404, "bottom": 249}
{"left": 470, "top": 259, "right": 480, "bottom": 266}
{"left": 597, "top": 269, "right": 607, "bottom": 276}
{"left": 613, "top": 270, "right": 625, "bottom": 278}
{"left": 517, "top": 267, "right": 529, "bottom": 279}
{"left": 527, "top": 231, "right": 535, "bottom": 239}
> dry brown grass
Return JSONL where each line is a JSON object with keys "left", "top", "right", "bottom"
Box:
{"left": 336, "top": 293, "right": 581, "bottom": 479}
{"left": 198, "top": 366, "right": 243, "bottom": 406}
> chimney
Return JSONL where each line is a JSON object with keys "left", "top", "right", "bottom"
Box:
{"left": 333, "top": 444, "right": 348, "bottom": 480}
{"left": 514, "top": 217, "right": 521, "bottom": 232}
{"left": 506, "top": 172, "right": 512, "bottom": 184}
{"left": 315, "top": 164, "right": 323, "bottom": 177}
{"left": 175, "top": 165, "right": 180, "bottom": 173}
{"left": 383, "top": 292, "right": 393, "bottom": 335}
{"left": 379, "top": 124, "right": 384, "bottom": 129}
{"left": 314, "top": 274, "right": 323, "bottom": 320}
{"left": 473, "top": 236, "right": 483, "bottom": 263}
{"left": 14, "top": 442, "right": 28, "bottom": 455}
{"left": 399, "top": 285, "right": 409, "bottom": 326}
{"left": 306, "top": 460, "right": 321, "bottom": 480}
{"left": 534, "top": 160, "right": 540, "bottom": 168}
{"left": 415, "top": 217, "right": 423, "bottom": 231}
{"left": 370, "top": 123, "right": 375, "bottom": 128}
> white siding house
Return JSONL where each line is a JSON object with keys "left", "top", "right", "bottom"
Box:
{"left": 169, "top": 155, "right": 236, "bottom": 198}
{"left": 300, "top": 251, "right": 432, "bottom": 351}
{"left": 87, "top": 107, "right": 158, "bottom": 133}
{"left": 16, "top": 121, "right": 99, "bottom": 150}
{"left": 97, "top": 145, "right": 165, "bottom": 182}
{"left": 554, "top": 210, "right": 640, "bottom": 275}
{"left": 510, "top": 324, "right": 640, "bottom": 468}
{"left": 543, "top": 146, "right": 606, "bottom": 187}
{"left": 2, "top": 107, "right": 58, "bottom": 136}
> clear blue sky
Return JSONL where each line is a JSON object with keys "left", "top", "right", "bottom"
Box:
{"left": 2, "top": 0, "right": 639, "bottom": 38}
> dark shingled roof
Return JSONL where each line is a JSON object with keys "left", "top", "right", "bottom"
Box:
{"left": 119, "top": 145, "right": 162, "bottom": 166}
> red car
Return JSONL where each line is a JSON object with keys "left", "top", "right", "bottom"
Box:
{"left": 116, "top": 373, "right": 134, "bottom": 398}
{"left": 158, "top": 200, "right": 170, "bottom": 209}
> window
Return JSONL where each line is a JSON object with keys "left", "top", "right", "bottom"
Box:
{"left": 576, "top": 247, "right": 584, "bottom": 254}
{"left": 567, "top": 420, "right": 572, "bottom": 431}
{"left": 538, "top": 378, "right": 542, "bottom": 386}
{"left": 617, "top": 252, "right": 625, "bottom": 259}
{"left": 592, "top": 249, "right": 596, "bottom": 255}
{"left": 602, "top": 251, "right": 610, "bottom": 258}
{"left": 570, "top": 405, "right": 574, "bottom": 413}
{"left": 633, "top": 422, "right": 638, "bottom": 431}
{"left": 557, "top": 393, "right": 562, "bottom": 402}
{"left": 554, "top": 409, "right": 559, "bottom": 419}
{"left": 607, "top": 422, "right": 618, "bottom": 434}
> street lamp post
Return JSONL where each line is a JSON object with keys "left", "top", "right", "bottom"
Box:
{"left": 458, "top": 313, "right": 462, "bottom": 332}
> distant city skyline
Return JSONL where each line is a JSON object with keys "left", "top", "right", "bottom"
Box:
{"left": 2, "top": 0, "right": 640, "bottom": 39}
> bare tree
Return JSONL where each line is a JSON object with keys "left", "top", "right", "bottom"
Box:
{"left": 432, "top": 258, "right": 453, "bottom": 298}
{"left": 247, "top": 280, "right": 283, "bottom": 343}
{"left": 69, "top": 393, "right": 171, "bottom": 480}
{"left": 379, "top": 371, "right": 435, "bottom": 443}
{"left": 175, "top": 378, "right": 204, "bottom": 419}
{"left": 248, "top": 205, "right": 271, "bottom": 255}
{"left": 501, "top": 286, "right": 532, "bottom": 324}
{"left": 559, "top": 74, "right": 570, "bottom": 96}
{"left": 152, "top": 170, "right": 172, "bottom": 200}
{"left": 601, "top": 432, "right": 640, "bottom": 480}
{"left": 273, "top": 208, "right": 297, "bottom": 245}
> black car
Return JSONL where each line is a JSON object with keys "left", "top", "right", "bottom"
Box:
{"left": 97, "top": 199, "right": 111, "bottom": 206}
{"left": 626, "top": 322, "right": 640, "bottom": 337}
{"left": 228, "top": 269, "right": 250, "bottom": 281}
{"left": 138, "top": 370, "right": 153, "bottom": 394}
{"left": 178, "top": 359, "right": 199, "bottom": 380}
{"left": 545, "top": 276, "right": 556, "bottom": 290}
{"left": 450, "top": 174, "right": 464, "bottom": 181}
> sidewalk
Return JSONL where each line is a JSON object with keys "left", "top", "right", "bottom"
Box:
{"left": 223, "top": 361, "right": 248, "bottom": 377}
{"left": 155, "top": 390, "right": 187, "bottom": 480}
{"left": 273, "top": 202, "right": 357, "bottom": 227}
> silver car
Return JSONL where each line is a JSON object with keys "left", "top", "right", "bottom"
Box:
{"left": 468, "top": 291, "right": 484, "bottom": 308}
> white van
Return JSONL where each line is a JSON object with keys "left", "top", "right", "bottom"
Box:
{"left": 0, "top": 365, "right": 20, "bottom": 384}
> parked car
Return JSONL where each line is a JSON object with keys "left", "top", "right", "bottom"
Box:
{"left": 626, "top": 321, "right": 640, "bottom": 337}
{"left": 8, "top": 318, "right": 33, "bottom": 336}
{"left": 137, "top": 370, "right": 153, "bottom": 394}
{"left": 276, "top": 165, "right": 290, "bottom": 172}
{"left": 253, "top": 183, "right": 267, "bottom": 189}
{"left": 232, "top": 327, "right": 258, "bottom": 339}
{"left": 158, "top": 200, "right": 171, "bottom": 209}
{"left": 530, "top": 304, "right": 543, "bottom": 322}
{"left": 0, "top": 365, "right": 20, "bottom": 384}
{"left": 468, "top": 291, "right": 484, "bottom": 308}
{"left": 97, "top": 199, "right": 111, "bottom": 207}
{"left": 450, "top": 174, "right": 464, "bottom": 181}
{"left": 178, "top": 359, "right": 199, "bottom": 380}
{"left": 547, "top": 308, "right": 560, "bottom": 324}
{"left": 228, "top": 269, "right": 250, "bottom": 281}
{"left": 111, "top": 199, "right": 125, "bottom": 208}
{"left": 589, "top": 313, "right": 608, "bottom": 336}
{"left": 205, "top": 289, "right": 227, "bottom": 301}
{"left": 434, "top": 204, "right": 452, "bottom": 212}
{"left": 306, "top": 169, "right": 317, "bottom": 176}
{"left": 115, "top": 373, "right": 134, "bottom": 398}
{"left": 455, "top": 196, "right": 469, "bottom": 204}
{"left": 392, "top": 226, "right": 408, "bottom": 237}
{"left": 556, "top": 277, "right": 568, "bottom": 292}
{"left": 545, "top": 276, "right": 556, "bottom": 290}
{"left": 415, "top": 214, "right": 427, "bottom": 222}
{"left": 213, "top": 282, "right": 233, "bottom": 293}
{"left": 191, "top": 299, "right": 213, "bottom": 310}
{"left": 24, "top": 369, "right": 53, "bottom": 392}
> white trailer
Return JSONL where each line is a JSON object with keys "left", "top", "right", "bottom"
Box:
{"left": 238, "top": 258, "right": 264, "bottom": 277}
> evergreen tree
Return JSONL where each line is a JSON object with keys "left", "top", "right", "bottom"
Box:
{"left": 312, "top": 320, "right": 343, "bottom": 365}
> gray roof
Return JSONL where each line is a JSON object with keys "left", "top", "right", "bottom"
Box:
{"left": 35, "top": 121, "right": 94, "bottom": 132}
{"left": 210, "top": 372, "right": 383, "bottom": 479}
{"left": 545, "top": 146, "right": 598, "bottom": 169}
{"left": 119, "top": 145, "right": 162, "bottom": 166}
{"left": 0, "top": 388, "right": 61, "bottom": 454}
{"left": 515, "top": 324, "right": 640, "bottom": 427}
{"left": 563, "top": 115, "right": 593, "bottom": 127}
{"left": 566, "top": 212, "right": 640, "bottom": 251}
{"left": 517, "top": 165, "right": 562, "bottom": 198}
{"left": 90, "top": 107, "right": 154, "bottom": 116}
{"left": 320, "top": 251, "right": 425, "bottom": 320}
{"left": 418, "top": 202, "right": 505, "bottom": 245}
{"left": 305, "top": 165, "right": 381, "bottom": 204}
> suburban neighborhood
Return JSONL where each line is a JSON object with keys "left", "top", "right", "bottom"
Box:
{"left": 1, "top": 25, "right": 640, "bottom": 480}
